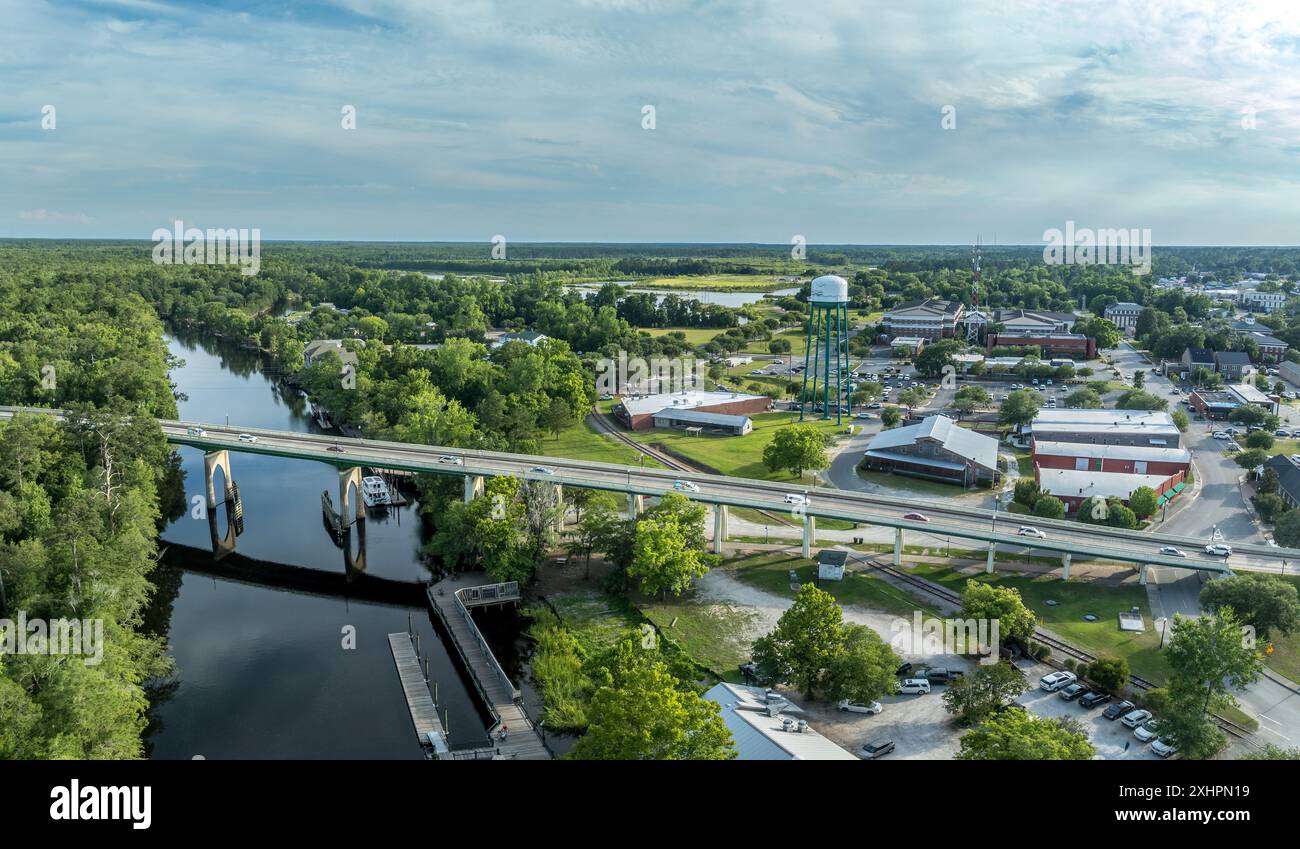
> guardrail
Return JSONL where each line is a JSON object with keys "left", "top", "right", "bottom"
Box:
{"left": 459, "top": 581, "right": 520, "bottom": 608}
{"left": 451, "top": 587, "right": 522, "bottom": 703}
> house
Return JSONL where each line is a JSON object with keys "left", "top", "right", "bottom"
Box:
{"left": 1265, "top": 455, "right": 1300, "bottom": 510}
{"left": 861, "top": 415, "right": 999, "bottom": 487}
{"left": 491, "top": 330, "right": 548, "bottom": 349}
{"left": 985, "top": 331, "right": 1096, "bottom": 359}
{"left": 1032, "top": 441, "right": 1190, "bottom": 477}
{"left": 1103, "top": 302, "right": 1143, "bottom": 332}
{"left": 1214, "top": 351, "right": 1254, "bottom": 381}
{"left": 881, "top": 298, "right": 965, "bottom": 341}
{"left": 1181, "top": 347, "right": 1216, "bottom": 376}
{"left": 702, "top": 683, "right": 858, "bottom": 760}
{"left": 1241, "top": 290, "right": 1287, "bottom": 313}
{"left": 1028, "top": 409, "right": 1180, "bottom": 448}
{"left": 1036, "top": 467, "right": 1187, "bottom": 515}
{"left": 614, "top": 389, "right": 770, "bottom": 431}
{"left": 303, "top": 339, "right": 359, "bottom": 371}
{"left": 1188, "top": 383, "right": 1278, "bottom": 419}
{"left": 817, "top": 550, "right": 848, "bottom": 582}
{"left": 1245, "top": 331, "right": 1288, "bottom": 362}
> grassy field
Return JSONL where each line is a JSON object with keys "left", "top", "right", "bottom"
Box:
{"left": 636, "top": 594, "right": 759, "bottom": 680}
{"left": 906, "top": 563, "right": 1169, "bottom": 684}
{"left": 627, "top": 411, "right": 846, "bottom": 481}
{"left": 638, "top": 326, "right": 726, "bottom": 345}
{"left": 645, "top": 273, "right": 800, "bottom": 291}
{"left": 1265, "top": 575, "right": 1300, "bottom": 683}
{"left": 721, "top": 551, "right": 945, "bottom": 618}
{"left": 540, "top": 417, "right": 668, "bottom": 468}
{"left": 855, "top": 468, "right": 992, "bottom": 500}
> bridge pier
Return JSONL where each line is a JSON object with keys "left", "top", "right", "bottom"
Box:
{"left": 986, "top": 543, "right": 995, "bottom": 574}
{"left": 339, "top": 466, "right": 364, "bottom": 528}
{"left": 893, "top": 527, "right": 904, "bottom": 567}
{"left": 203, "top": 449, "right": 234, "bottom": 509}
{"left": 463, "top": 474, "right": 484, "bottom": 503}
{"left": 627, "top": 493, "right": 644, "bottom": 518}
{"left": 1061, "top": 552, "right": 1071, "bottom": 580}
{"left": 1138, "top": 563, "right": 1149, "bottom": 585}
{"left": 801, "top": 514, "right": 815, "bottom": 559}
{"left": 712, "top": 505, "right": 729, "bottom": 554}
{"left": 554, "top": 484, "right": 565, "bottom": 533}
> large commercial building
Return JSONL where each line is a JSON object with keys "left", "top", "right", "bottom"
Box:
{"left": 1241, "top": 290, "right": 1287, "bottom": 313}
{"left": 1103, "top": 302, "right": 1143, "bottom": 332}
{"left": 862, "top": 415, "right": 999, "bottom": 487}
{"left": 1028, "top": 409, "right": 1181, "bottom": 448}
{"left": 985, "top": 331, "right": 1096, "bottom": 360}
{"left": 881, "top": 298, "right": 965, "bottom": 341}
{"left": 1032, "top": 441, "right": 1190, "bottom": 477}
{"left": 1036, "top": 467, "right": 1187, "bottom": 515}
{"left": 613, "top": 389, "right": 771, "bottom": 431}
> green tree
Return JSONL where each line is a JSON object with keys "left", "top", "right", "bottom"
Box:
{"left": 942, "top": 661, "right": 1028, "bottom": 725}
{"left": 896, "top": 386, "right": 929, "bottom": 412}
{"left": 762, "top": 424, "right": 829, "bottom": 478}
{"left": 998, "top": 390, "right": 1040, "bottom": 434}
{"left": 1166, "top": 610, "right": 1263, "bottom": 717}
{"left": 915, "top": 339, "right": 962, "bottom": 378}
{"left": 852, "top": 381, "right": 882, "bottom": 407}
{"left": 956, "top": 709, "right": 1095, "bottom": 760}
{"left": 627, "top": 492, "right": 714, "bottom": 598}
{"left": 1240, "top": 744, "right": 1300, "bottom": 760}
{"left": 1084, "top": 656, "right": 1130, "bottom": 693}
{"left": 1234, "top": 448, "right": 1268, "bottom": 470}
{"left": 1013, "top": 478, "right": 1041, "bottom": 507}
{"left": 1115, "top": 390, "right": 1167, "bottom": 410}
{"left": 571, "top": 639, "right": 736, "bottom": 760}
{"left": 1244, "top": 430, "right": 1274, "bottom": 451}
{"left": 1199, "top": 573, "right": 1300, "bottom": 641}
{"left": 960, "top": 580, "right": 1037, "bottom": 645}
{"left": 1275, "top": 509, "right": 1300, "bottom": 547}
{"left": 1032, "top": 494, "right": 1065, "bottom": 519}
{"left": 1255, "top": 492, "right": 1287, "bottom": 522}
{"left": 1128, "top": 486, "right": 1158, "bottom": 520}
{"left": 952, "top": 385, "right": 991, "bottom": 420}
{"left": 880, "top": 406, "right": 902, "bottom": 428}
{"left": 1172, "top": 409, "right": 1189, "bottom": 431}
{"left": 1064, "top": 388, "right": 1103, "bottom": 409}
{"left": 825, "top": 623, "right": 901, "bottom": 704}
{"left": 751, "top": 584, "right": 845, "bottom": 699}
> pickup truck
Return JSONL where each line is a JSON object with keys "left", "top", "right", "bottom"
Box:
{"left": 920, "top": 667, "right": 965, "bottom": 683}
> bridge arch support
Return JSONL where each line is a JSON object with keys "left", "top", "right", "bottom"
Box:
{"left": 339, "top": 466, "right": 364, "bottom": 528}
{"left": 204, "top": 450, "right": 234, "bottom": 509}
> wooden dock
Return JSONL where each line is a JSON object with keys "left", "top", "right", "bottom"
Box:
{"left": 387, "top": 632, "right": 450, "bottom": 758}
{"left": 427, "top": 575, "right": 552, "bottom": 760}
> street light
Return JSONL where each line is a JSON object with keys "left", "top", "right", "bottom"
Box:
{"left": 1157, "top": 616, "right": 1169, "bottom": 649}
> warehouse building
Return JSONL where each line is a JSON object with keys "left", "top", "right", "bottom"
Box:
{"left": 614, "top": 389, "right": 771, "bottom": 431}
{"left": 862, "top": 414, "right": 999, "bottom": 487}
{"left": 1032, "top": 441, "right": 1190, "bottom": 477}
{"left": 650, "top": 407, "right": 753, "bottom": 435}
{"left": 985, "top": 330, "right": 1096, "bottom": 359}
{"left": 1028, "top": 409, "right": 1181, "bottom": 448}
{"left": 1036, "top": 467, "right": 1187, "bottom": 515}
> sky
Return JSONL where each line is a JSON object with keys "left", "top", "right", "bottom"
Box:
{"left": 3, "top": 0, "right": 1300, "bottom": 245}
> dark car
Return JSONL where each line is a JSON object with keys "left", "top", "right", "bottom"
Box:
{"left": 1079, "top": 691, "right": 1112, "bottom": 709}
{"left": 895, "top": 662, "right": 914, "bottom": 677}
{"left": 326, "top": 444, "right": 346, "bottom": 453}
{"left": 922, "top": 667, "right": 965, "bottom": 683}
{"left": 1058, "top": 683, "right": 1088, "bottom": 701}
{"left": 1103, "top": 699, "right": 1136, "bottom": 720}
{"left": 861, "top": 740, "right": 895, "bottom": 759}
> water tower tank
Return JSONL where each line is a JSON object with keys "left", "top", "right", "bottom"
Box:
{"left": 809, "top": 274, "right": 849, "bottom": 304}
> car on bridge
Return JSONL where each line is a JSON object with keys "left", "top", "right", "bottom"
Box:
{"left": 238, "top": 433, "right": 258, "bottom": 443}
{"left": 438, "top": 455, "right": 463, "bottom": 465}
{"left": 1204, "top": 543, "right": 1233, "bottom": 557}
{"left": 784, "top": 493, "right": 809, "bottom": 506}
{"left": 672, "top": 480, "right": 700, "bottom": 493}
{"left": 1159, "top": 546, "right": 1188, "bottom": 557}
{"left": 529, "top": 466, "right": 556, "bottom": 476}
{"left": 326, "top": 444, "right": 346, "bottom": 453}
{"left": 902, "top": 512, "right": 929, "bottom": 522}
{"left": 185, "top": 426, "right": 208, "bottom": 437}
{"left": 1018, "top": 526, "right": 1047, "bottom": 539}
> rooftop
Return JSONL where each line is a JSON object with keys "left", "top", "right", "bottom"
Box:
{"left": 865, "top": 414, "right": 999, "bottom": 471}
{"left": 703, "top": 683, "right": 858, "bottom": 760}
{"left": 1032, "top": 441, "right": 1190, "bottom": 464}
{"left": 650, "top": 408, "right": 752, "bottom": 428}
{"left": 1031, "top": 409, "right": 1177, "bottom": 430}
{"left": 1038, "top": 467, "right": 1174, "bottom": 501}
{"left": 619, "top": 389, "right": 768, "bottom": 417}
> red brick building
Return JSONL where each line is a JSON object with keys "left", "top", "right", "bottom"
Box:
{"left": 986, "top": 331, "right": 1097, "bottom": 360}
{"left": 1031, "top": 441, "right": 1190, "bottom": 477}
{"left": 614, "top": 390, "right": 772, "bottom": 431}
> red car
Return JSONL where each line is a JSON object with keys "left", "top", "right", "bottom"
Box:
{"left": 902, "top": 512, "right": 930, "bottom": 522}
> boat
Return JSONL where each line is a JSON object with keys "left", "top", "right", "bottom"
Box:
{"left": 361, "top": 475, "right": 391, "bottom": 509}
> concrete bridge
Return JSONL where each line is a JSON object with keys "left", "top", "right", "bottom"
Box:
{"left": 4, "top": 406, "right": 1294, "bottom": 581}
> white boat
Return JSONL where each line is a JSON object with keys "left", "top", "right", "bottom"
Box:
{"left": 361, "top": 475, "right": 391, "bottom": 509}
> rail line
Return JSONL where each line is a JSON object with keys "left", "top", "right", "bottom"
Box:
{"left": 859, "top": 556, "right": 1253, "bottom": 741}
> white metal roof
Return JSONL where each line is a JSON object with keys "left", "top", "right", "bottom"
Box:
{"left": 1032, "top": 441, "right": 1190, "bottom": 464}
{"left": 651, "top": 408, "right": 751, "bottom": 427}
{"left": 1038, "top": 468, "right": 1173, "bottom": 500}
{"left": 618, "top": 389, "right": 767, "bottom": 417}
{"left": 703, "top": 683, "right": 858, "bottom": 760}
{"left": 865, "top": 415, "right": 999, "bottom": 471}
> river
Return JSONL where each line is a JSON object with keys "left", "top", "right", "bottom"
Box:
{"left": 144, "top": 331, "right": 490, "bottom": 759}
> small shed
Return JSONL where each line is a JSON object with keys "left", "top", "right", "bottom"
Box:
{"left": 817, "top": 550, "right": 848, "bottom": 582}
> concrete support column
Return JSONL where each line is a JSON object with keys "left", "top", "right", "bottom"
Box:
{"left": 340, "top": 466, "right": 364, "bottom": 527}
{"left": 627, "top": 493, "right": 644, "bottom": 517}
{"left": 463, "top": 474, "right": 484, "bottom": 503}
{"left": 203, "top": 450, "right": 232, "bottom": 509}
{"left": 802, "top": 515, "right": 816, "bottom": 559}
{"left": 554, "top": 484, "right": 565, "bottom": 533}
{"left": 721, "top": 504, "right": 729, "bottom": 540}
{"left": 1061, "top": 552, "right": 1071, "bottom": 581}
{"left": 986, "top": 543, "right": 996, "bottom": 574}
{"left": 1139, "top": 563, "right": 1149, "bottom": 585}
{"left": 893, "top": 527, "right": 904, "bottom": 567}
{"left": 712, "top": 506, "right": 725, "bottom": 555}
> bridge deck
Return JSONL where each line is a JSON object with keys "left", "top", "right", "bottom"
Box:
{"left": 387, "top": 632, "right": 449, "bottom": 756}
{"left": 428, "top": 575, "right": 551, "bottom": 760}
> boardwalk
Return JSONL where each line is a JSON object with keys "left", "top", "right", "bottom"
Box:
{"left": 386, "top": 632, "right": 450, "bottom": 758}
{"left": 428, "top": 574, "right": 551, "bottom": 760}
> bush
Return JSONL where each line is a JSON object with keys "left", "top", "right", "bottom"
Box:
{"left": 1256, "top": 492, "right": 1287, "bottom": 523}
{"left": 1032, "top": 495, "right": 1065, "bottom": 519}
{"left": 1063, "top": 658, "right": 1077, "bottom": 672}
{"left": 1013, "top": 478, "right": 1041, "bottom": 507}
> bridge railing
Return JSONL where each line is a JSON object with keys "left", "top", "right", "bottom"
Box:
{"left": 459, "top": 582, "right": 520, "bottom": 607}
{"left": 451, "top": 588, "right": 522, "bottom": 703}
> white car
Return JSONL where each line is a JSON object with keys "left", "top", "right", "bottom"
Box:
{"left": 1151, "top": 737, "right": 1178, "bottom": 758}
{"left": 1121, "top": 709, "right": 1153, "bottom": 728}
{"left": 1134, "top": 721, "right": 1160, "bottom": 743}
{"left": 438, "top": 455, "right": 464, "bottom": 465}
{"left": 1018, "top": 526, "right": 1047, "bottom": 539}
{"left": 1212, "top": 431, "right": 1229, "bottom": 440}
{"left": 529, "top": 466, "right": 556, "bottom": 476}
{"left": 1040, "top": 671, "right": 1077, "bottom": 692}
{"left": 237, "top": 433, "right": 257, "bottom": 443}
{"left": 185, "top": 426, "right": 208, "bottom": 437}
{"left": 1159, "top": 546, "right": 1188, "bottom": 558}
{"left": 897, "top": 679, "right": 931, "bottom": 695}
{"left": 1204, "top": 543, "right": 1233, "bottom": 557}
{"left": 672, "top": 480, "right": 700, "bottom": 493}
{"left": 838, "top": 699, "right": 883, "bottom": 715}
{"left": 783, "top": 493, "right": 809, "bottom": 506}
{"left": 1291, "top": 454, "right": 1300, "bottom": 465}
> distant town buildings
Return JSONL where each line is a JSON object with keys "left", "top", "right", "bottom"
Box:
{"left": 881, "top": 298, "right": 965, "bottom": 341}
{"left": 1241, "top": 290, "right": 1287, "bottom": 313}
{"left": 1103, "top": 302, "right": 1142, "bottom": 333}
{"left": 1028, "top": 409, "right": 1181, "bottom": 448}
{"left": 1188, "top": 383, "right": 1278, "bottom": 419}
{"left": 985, "top": 330, "right": 1096, "bottom": 360}
{"left": 490, "top": 330, "right": 549, "bottom": 349}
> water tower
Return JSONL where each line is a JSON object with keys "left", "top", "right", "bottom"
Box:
{"left": 799, "top": 274, "right": 850, "bottom": 424}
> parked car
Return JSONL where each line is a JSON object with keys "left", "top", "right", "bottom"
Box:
{"left": 237, "top": 433, "right": 258, "bottom": 443}
{"left": 1151, "top": 737, "right": 1178, "bottom": 758}
{"left": 1159, "top": 546, "right": 1188, "bottom": 557}
{"left": 1058, "top": 682, "right": 1088, "bottom": 701}
{"left": 860, "top": 740, "right": 895, "bottom": 759}
{"left": 867, "top": 402, "right": 882, "bottom": 409}
{"left": 438, "top": 454, "right": 463, "bottom": 465}
{"left": 529, "top": 466, "right": 556, "bottom": 476}
{"left": 839, "top": 699, "right": 883, "bottom": 715}
{"left": 1079, "top": 691, "right": 1112, "bottom": 709}
{"left": 672, "top": 480, "right": 700, "bottom": 493}
{"left": 1039, "top": 671, "right": 1077, "bottom": 692}
{"left": 1204, "top": 543, "right": 1233, "bottom": 557}
{"left": 1018, "top": 526, "right": 1047, "bottom": 539}
{"left": 895, "top": 662, "right": 914, "bottom": 677}
{"left": 1212, "top": 431, "right": 1229, "bottom": 440}
{"left": 1121, "top": 708, "right": 1154, "bottom": 728}
{"left": 898, "top": 679, "right": 931, "bottom": 695}
{"left": 921, "top": 668, "right": 964, "bottom": 683}
{"left": 902, "top": 512, "right": 930, "bottom": 522}
{"left": 1134, "top": 721, "right": 1161, "bottom": 743}
{"left": 1103, "top": 699, "right": 1136, "bottom": 720}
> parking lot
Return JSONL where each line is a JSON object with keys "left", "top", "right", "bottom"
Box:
{"left": 1016, "top": 661, "right": 1168, "bottom": 760}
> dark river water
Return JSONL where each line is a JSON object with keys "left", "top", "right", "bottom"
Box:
{"left": 145, "top": 331, "right": 490, "bottom": 759}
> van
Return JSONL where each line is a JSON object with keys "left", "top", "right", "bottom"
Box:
{"left": 898, "top": 678, "right": 931, "bottom": 695}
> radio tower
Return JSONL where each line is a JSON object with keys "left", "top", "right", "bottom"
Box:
{"left": 965, "top": 235, "right": 983, "bottom": 344}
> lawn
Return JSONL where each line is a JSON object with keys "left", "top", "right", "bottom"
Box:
{"left": 546, "top": 589, "right": 644, "bottom": 651}
{"left": 636, "top": 594, "right": 759, "bottom": 680}
{"left": 638, "top": 326, "right": 726, "bottom": 345}
{"left": 645, "top": 273, "right": 799, "bottom": 292}
{"left": 906, "top": 563, "right": 1169, "bottom": 684}
{"left": 626, "top": 411, "right": 846, "bottom": 481}
{"left": 720, "top": 551, "right": 945, "bottom": 619}
{"left": 1264, "top": 575, "right": 1300, "bottom": 684}
{"left": 540, "top": 417, "right": 668, "bottom": 468}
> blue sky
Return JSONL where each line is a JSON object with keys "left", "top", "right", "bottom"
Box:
{"left": 3, "top": 0, "right": 1299, "bottom": 244}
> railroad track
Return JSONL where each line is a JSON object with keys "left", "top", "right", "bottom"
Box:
{"left": 587, "top": 412, "right": 692, "bottom": 473}
{"left": 860, "top": 556, "right": 1253, "bottom": 741}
